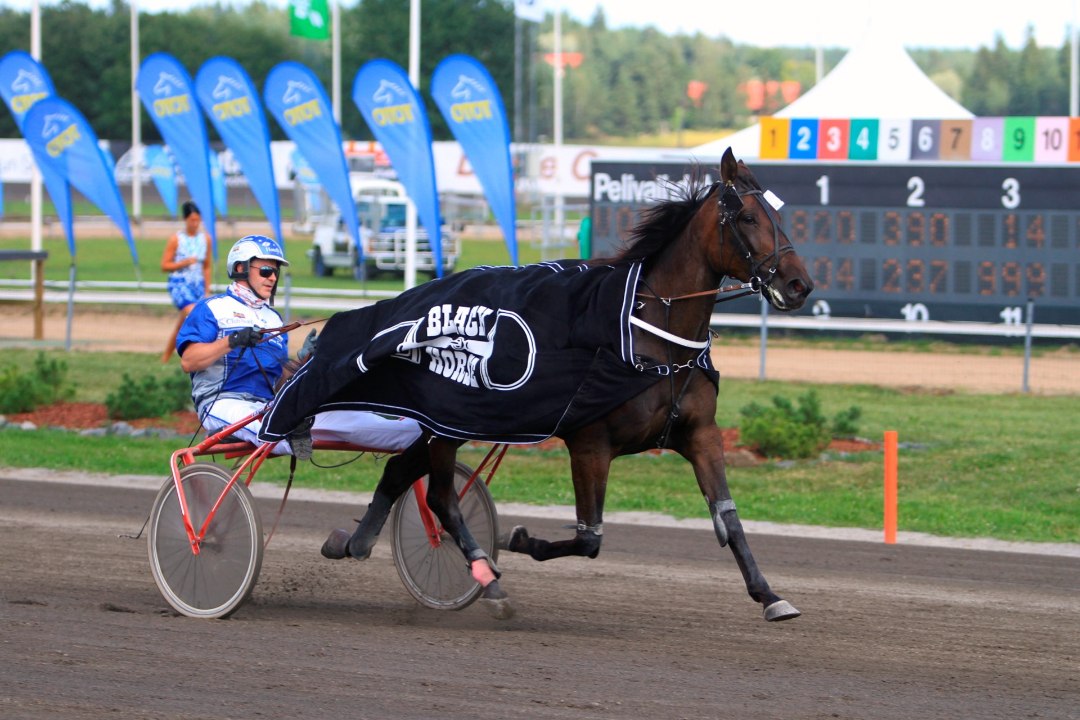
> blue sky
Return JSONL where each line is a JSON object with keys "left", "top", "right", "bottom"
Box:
{"left": 6, "top": 0, "right": 1079, "bottom": 50}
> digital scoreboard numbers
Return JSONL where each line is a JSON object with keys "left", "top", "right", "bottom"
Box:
{"left": 773, "top": 163, "right": 1078, "bottom": 324}
{"left": 589, "top": 160, "right": 1080, "bottom": 325}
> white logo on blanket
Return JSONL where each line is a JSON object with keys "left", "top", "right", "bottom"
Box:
{"left": 393, "top": 303, "right": 537, "bottom": 391}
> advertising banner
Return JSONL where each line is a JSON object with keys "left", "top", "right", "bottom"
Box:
{"left": 431, "top": 54, "right": 517, "bottom": 265}
{"left": 23, "top": 96, "right": 137, "bottom": 264}
{"left": 144, "top": 144, "right": 178, "bottom": 216}
{"left": 137, "top": 52, "right": 217, "bottom": 253}
{"left": 195, "top": 57, "right": 281, "bottom": 241}
{"left": 264, "top": 60, "right": 359, "bottom": 255}
{"left": 210, "top": 149, "right": 227, "bottom": 217}
{"left": 0, "top": 50, "right": 74, "bottom": 254}
{"left": 353, "top": 59, "right": 444, "bottom": 275}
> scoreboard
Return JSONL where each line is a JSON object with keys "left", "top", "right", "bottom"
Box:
{"left": 589, "top": 159, "right": 1080, "bottom": 325}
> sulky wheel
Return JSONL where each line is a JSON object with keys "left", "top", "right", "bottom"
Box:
{"left": 390, "top": 462, "right": 498, "bottom": 611}
{"left": 148, "top": 463, "right": 264, "bottom": 619}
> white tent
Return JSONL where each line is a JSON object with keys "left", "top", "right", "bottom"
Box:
{"left": 688, "top": 30, "right": 973, "bottom": 160}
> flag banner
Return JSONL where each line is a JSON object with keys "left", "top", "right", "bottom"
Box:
{"left": 22, "top": 96, "right": 137, "bottom": 264}
{"left": 515, "top": 0, "right": 544, "bottom": 23}
{"left": 291, "top": 148, "right": 323, "bottom": 213}
{"left": 144, "top": 144, "right": 178, "bottom": 217}
{"left": 0, "top": 50, "right": 74, "bottom": 255}
{"left": 264, "top": 61, "right": 359, "bottom": 256}
{"left": 290, "top": 0, "right": 330, "bottom": 40}
{"left": 136, "top": 52, "right": 217, "bottom": 254}
{"left": 195, "top": 57, "right": 281, "bottom": 241}
{"left": 210, "top": 149, "right": 227, "bottom": 217}
{"left": 431, "top": 54, "right": 518, "bottom": 265}
{"left": 99, "top": 145, "right": 116, "bottom": 175}
{"left": 352, "top": 59, "right": 444, "bottom": 275}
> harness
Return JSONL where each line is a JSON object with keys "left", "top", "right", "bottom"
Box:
{"left": 631, "top": 179, "right": 793, "bottom": 447}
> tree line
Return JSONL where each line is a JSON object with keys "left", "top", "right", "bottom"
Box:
{"left": 0, "top": 0, "right": 1072, "bottom": 145}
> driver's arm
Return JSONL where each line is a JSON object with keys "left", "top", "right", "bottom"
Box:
{"left": 179, "top": 337, "right": 232, "bottom": 373}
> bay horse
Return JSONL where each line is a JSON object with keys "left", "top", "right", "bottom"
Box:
{"left": 317, "top": 147, "right": 813, "bottom": 621}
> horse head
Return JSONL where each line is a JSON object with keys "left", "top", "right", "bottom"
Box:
{"left": 709, "top": 148, "right": 813, "bottom": 311}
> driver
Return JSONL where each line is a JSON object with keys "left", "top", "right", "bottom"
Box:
{"left": 175, "top": 235, "right": 422, "bottom": 458}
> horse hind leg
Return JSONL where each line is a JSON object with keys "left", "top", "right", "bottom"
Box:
{"left": 321, "top": 437, "right": 430, "bottom": 560}
{"left": 711, "top": 499, "right": 801, "bottom": 622}
{"left": 424, "top": 439, "right": 515, "bottom": 620}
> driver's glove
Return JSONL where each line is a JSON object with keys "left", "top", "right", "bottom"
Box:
{"left": 228, "top": 327, "right": 262, "bottom": 349}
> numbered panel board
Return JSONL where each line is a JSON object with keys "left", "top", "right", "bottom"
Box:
{"left": 758, "top": 117, "right": 1080, "bottom": 163}
{"left": 590, "top": 160, "right": 1080, "bottom": 325}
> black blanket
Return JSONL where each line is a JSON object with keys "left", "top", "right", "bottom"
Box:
{"left": 260, "top": 260, "right": 713, "bottom": 444}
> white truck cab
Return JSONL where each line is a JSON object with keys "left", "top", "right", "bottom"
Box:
{"left": 309, "top": 175, "right": 458, "bottom": 279}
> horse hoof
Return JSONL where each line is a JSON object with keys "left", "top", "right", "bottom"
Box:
{"left": 480, "top": 596, "right": 515, "bottom": 620}
{"left": 763, "top": 600, "right": 801, "bottom": 622}
{"left": 479, "top": 581, "right": 515, "bottom": 620}
{"left": 506, "top": 525, "right": 530, "bottom": 554}
{"left": 320, "top": 529, "right": 351, "bottom": 560}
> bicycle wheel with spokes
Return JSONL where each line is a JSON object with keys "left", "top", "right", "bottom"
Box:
{"left": 391, "top": 462, "right": 498, "bottom": 611}
{"left": 148, "top": 463, "right": 264, "bottom": 619}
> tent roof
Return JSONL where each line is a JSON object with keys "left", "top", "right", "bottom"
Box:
{"left": 685, "top": 31, "right": 972, "bottom": 160}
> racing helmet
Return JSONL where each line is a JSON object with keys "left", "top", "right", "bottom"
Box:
{"left": 227, "top": 235, "right": 289, "bottom": 280}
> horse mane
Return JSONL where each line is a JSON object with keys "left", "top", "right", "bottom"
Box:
{"left": 274, "top": 357, "right": 306, "bottom": 393}
{"left": 588, "top": 166, "right": 718, "bottom": 267}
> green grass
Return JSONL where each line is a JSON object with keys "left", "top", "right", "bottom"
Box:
{"left": 0, "top": 232, "right": 540, "bottom": 290}
{"left": 0, "top": 348, "right": 1076, "bottom": 545}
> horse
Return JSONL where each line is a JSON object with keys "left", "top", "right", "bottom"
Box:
{"left": 305, "top": 147, "right": 814, "bottom": 621}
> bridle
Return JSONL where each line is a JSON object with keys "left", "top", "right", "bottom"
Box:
{"left": 717, "top": 178, "right": 796, "bottom": 301}
{"left": 634, "top": 178, "right": 795, "bottom": 308}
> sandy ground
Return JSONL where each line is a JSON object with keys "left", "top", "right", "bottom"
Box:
{"left": 1, "top": 472, "right": 1077, "bottom": 720}
{"left": 4, "top": 305, "right": 1078, "bottom": 395}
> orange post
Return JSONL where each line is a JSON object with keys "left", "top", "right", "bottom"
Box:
{"left": 883, "top": 430, "right": 898, "bottom": 544}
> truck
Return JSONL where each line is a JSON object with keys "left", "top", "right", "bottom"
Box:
{"left": 308, "top": 175, "right": 458, "bottom": 280}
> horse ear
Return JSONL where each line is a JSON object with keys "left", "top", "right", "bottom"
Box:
{"left": 720, "top": 147, "right": 737, "bottom": 184}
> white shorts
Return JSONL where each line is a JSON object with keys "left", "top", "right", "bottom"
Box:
{"left": 200, "top": 399, "right": 423, "bottom": 456}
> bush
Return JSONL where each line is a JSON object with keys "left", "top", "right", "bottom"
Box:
{"left": 105, "top": 372, "right": 192, "bottom": 420}
{"left": 739, "top": 390, "right": 860, "bottom": 459}
{"left": 0, "top": 353, "right": 71, "bottom": 413}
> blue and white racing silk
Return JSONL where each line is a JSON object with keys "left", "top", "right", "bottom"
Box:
{"left": 177, "top": 286, "right": 288, "bottom": 413}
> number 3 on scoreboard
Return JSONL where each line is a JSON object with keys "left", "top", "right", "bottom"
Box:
{"left": 1001, "top": 178, "right": 1020, "bottom": 209}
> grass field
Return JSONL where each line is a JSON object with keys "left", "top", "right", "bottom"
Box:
{"left": 0, "top": 231, "right": 538, "bottom": 291}
{"left": 0, "top": 347, "right": 1076, "bottom": 545}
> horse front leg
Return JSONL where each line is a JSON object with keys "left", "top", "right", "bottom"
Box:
{"left": 684, "top": 427, "right": 801, "bottom": 622}
{"left": 423, "top": 438, "right": 513, "bottom": 619}
{"left": 321, "top": 433, "right": 431, "bottom": 560}
{"left": 506, "top": 433, "right": 609, "bottom": 561}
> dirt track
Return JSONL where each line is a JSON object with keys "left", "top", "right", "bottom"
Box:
{"left": 6, "top": 306, "right": 1079, "bottom": 394}
{"left": 1, "top": 472, "right": 1077, "bottom": 720}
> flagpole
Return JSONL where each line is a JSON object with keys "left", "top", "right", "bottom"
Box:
{"left": 553, "top": 4, "right": 564, "bottom": 258}
{"left": 30, "top": 0, "right": 42, "bottom": 262}
{"left": 1071, "top": 0, "right": 1078, "bottom": 117}
{"left": 332, "top": 0, "right": 341, "bottom": 122}
{"left": 131, "top": 0, "right": 142, "bottom": 224}
{"left": 403, "top": 0, "right": 419, "bottom": 289}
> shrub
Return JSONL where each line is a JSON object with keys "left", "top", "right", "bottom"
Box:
{"left": 105, "top": 372, "right": 192, "bottom": 420}
{"left": 739, "top": 390, "right": 861, "bottom": 459}
{"left": 0, "top": 353, "right": 71, "bottom": 413}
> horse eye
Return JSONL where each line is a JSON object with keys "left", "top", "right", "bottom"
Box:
{"left": 740, "top": 212, "right": 757, "bottom": 225}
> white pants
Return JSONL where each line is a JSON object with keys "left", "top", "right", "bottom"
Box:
{"left": 200, "top": 399, "right": 423, "bottom": 456}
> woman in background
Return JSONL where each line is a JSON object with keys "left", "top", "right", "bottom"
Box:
{"left": 160, "top": 200, "right": 212, "bottom": 363}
